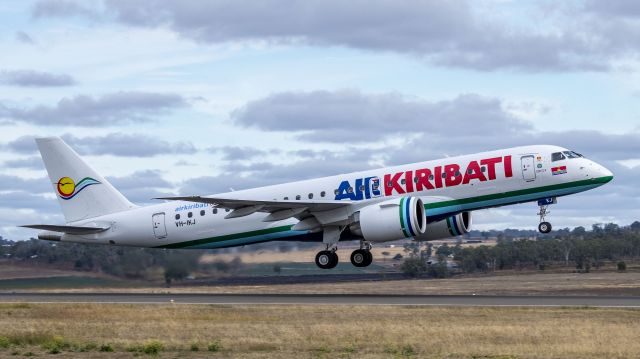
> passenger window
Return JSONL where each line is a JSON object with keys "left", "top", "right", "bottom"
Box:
{"left": 429, "top": 175, "right": 434, "bottom": 180}
{"left": 400, "top": 179, "right": 406, "bottom": 185}
{"left": 225, "top": 209, "right": 230, "bottom": 212}
{"left": 213, "top": 208, "right": 218, "bottom": 214}
{"left": 441, "top": 173, "right": 446, "bottom": 178}
{"left": 347, "top": 187, "right": 353, "bottom": 194}
{"left": 175, "top": 214, "right": 180, "bottom": 220}
{"left": 320, "top": 191, "right": 326, "bottom": 197}
{"left": 308, "top": 193, "right": 313, "bottom": 199}
{"left": 284, "top": 197, "right": 288, "bottom": 200}
{"left": 359, "top": 185, "right": 365, "bottom": 191}
{"left": 413, "top": 177, "right": 418, "bottom": 183}
{"left": 188, "top": 212, "right": 193, "bottom": 218}
{"left": 481, "top": 166, "right": 486, "bottom": 172}
{"left": 552, "top": 152, "right": 566, "bottom": 162}
{"left": 200, "top": 210, "right": 205, "bottom": 216}
{"left": 334, "top": 189, "right": 339, "bottom": 195}
{"left": 296, "top": 195, "right": 301, "bottom": 200}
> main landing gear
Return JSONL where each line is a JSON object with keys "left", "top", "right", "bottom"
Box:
{"left": 315, "top": 248, "right": 339, "bottom": 269}
{"left": 350, "top": 241, "right": 373, "bottom": 268}
{"left": 315, "top": 241, "right": 374, "bottom": 269}
{"left": 537, "top": 197, "right": 556, "bottom": 234}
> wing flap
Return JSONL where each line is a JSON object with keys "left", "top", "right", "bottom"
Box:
{"left": 155, "top": 196, "right": 350, "bottom": 213}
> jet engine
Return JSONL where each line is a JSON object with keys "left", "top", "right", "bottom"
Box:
{"left": 349, "top": 197, "right": 427, "bottom": 242}
{"left": 416, "top": 212, "right": 472, "bottom": 241}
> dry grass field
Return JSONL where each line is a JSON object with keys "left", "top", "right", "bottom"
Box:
{"left": 0, "top": 303, "right": 639, "bottom": 358}
{"left": 28, "top": 270, "right": 640, "bottom": 297}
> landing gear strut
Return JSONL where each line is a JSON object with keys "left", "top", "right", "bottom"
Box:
{"left": 350, "top": 241, "right": 373, "bottom": 267}
{"left": 537, "top": 202, "right": 553, "bottom": 234}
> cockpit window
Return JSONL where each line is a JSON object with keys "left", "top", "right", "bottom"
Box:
{"left": 561, "top": 151, "right": 584, "bottom": 159}
{"left": 552, "top": 152, "right": 566, "bottom": 161}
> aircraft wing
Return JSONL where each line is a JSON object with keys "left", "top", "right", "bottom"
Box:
{"left": 155, "top": 196, "right": 352, "bottom": 221}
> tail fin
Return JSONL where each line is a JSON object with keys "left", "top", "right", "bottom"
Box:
{"left": 36, "top": 137, "right": 136, "bottom": 223}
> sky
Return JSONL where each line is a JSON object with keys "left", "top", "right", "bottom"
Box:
{"left": 0, "top": 0, "right": 639, "bottom": 240}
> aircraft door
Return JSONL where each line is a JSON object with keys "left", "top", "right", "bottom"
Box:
{"left": 521, "top": 155, "right": 536, "bottom": 182}
{"left": 152, "top": 212, "right": 167, "bottom": 239}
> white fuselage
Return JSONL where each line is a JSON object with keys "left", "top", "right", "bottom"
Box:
{"left": 58, "top": 145, "right": 613, "bottom": 249}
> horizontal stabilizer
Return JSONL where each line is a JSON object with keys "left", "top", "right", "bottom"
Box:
{"left": 20, "top": 224, "right": 110, "bottom": 235}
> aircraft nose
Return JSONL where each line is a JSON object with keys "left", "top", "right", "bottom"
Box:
{"left": 593, "top": 161, "right": 613, "bottom": 181}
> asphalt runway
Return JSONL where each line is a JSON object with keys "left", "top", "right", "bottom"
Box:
{"left": 1, "top": 293, "right": 639, "bottom": 307}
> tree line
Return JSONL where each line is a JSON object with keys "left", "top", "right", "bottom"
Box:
{"left": 402, "top": 221, "right": 640, "bottom": 277}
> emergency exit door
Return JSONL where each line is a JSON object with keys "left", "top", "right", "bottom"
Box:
{"left": 521, "top": 155, "right": 536, "bottom": 182}
{"left": 152, "top": 212, "right": 167, "bottom": 239}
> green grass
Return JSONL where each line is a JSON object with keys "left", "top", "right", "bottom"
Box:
{"left": 239, "top": 261, "right": 385, "bottom": 276}
{"left": 0, "top": 276, "right": 131, "bottom": 290}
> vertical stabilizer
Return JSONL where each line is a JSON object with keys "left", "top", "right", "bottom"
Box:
{"left": 36, "top": 137, "right": 136, "bottom": 223}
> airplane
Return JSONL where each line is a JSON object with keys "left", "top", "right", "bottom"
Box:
{"left": 21, "top": 137, "right": 613, "bottom": 269}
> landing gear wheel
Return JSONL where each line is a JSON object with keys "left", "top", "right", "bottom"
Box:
{"left": 316, "top": 250, "right": 338, "bottom": 269}
{"left": 350, "top": 249, "right": 368, "bottom": 267}
{"left": 363, "top": 250, "right": 373, "bottom": 267}
{"left": 350, "top": 249, "right": 373, "bottom": 267}
{"left": 538, "top": 221, "right": 552, "bottom": 234}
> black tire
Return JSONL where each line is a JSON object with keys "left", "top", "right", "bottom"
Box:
{"left": 315, "top": 250, "right": 333, "bottom": 269}
{"left": 350, "top": 249, "right": 367, "bottom": 267}
{"left": 538, "top": 221, "right": 552, "bottom": 234}
{"left": 328, "top": 251, "right": 339, "bottom": 269}
{"left": 363, "top": 250, "right": 373, "bottom": 267}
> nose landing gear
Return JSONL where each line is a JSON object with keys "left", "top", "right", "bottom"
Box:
{"left": 537, "top": 197, "right": 556, "bottom": 234}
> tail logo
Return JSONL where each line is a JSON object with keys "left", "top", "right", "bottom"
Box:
{"left": 56, "top": 177, "right": 101, "bottom": 200}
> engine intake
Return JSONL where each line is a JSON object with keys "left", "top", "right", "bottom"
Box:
{"left": 350, "top": 197, "right": 427, "bottom": 242}
{"left": 416, "top": 212, "right": 472, "bottom": 241}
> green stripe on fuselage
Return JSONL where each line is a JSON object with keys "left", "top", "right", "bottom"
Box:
{"left": 424, "top": 176, "right": 612, "bottom": 210}
{"left": 155, "top": 225, "right": 294, "bottom": 249}
{"left": 157, "top": 176, "right": 612, "bottom": 249}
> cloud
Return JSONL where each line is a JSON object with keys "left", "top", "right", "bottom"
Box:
{"left": 107, "top": 170, "right": 172, "bottom": 190}
{"left": 583, "top": 0, "right": 640, "bottom": 18}
{"left": 2, "top": 156, "right": 44, "bottom": 170}
{"left": 4, "top": 133, "right": 197, "bottom": 157}
{"left": 181, "top": 148, "right": 380, "bottom": 195}
{"left": 28, "top": 0, "right": 639, "bottom": 72}
{"left": 15, "top": 31, "right": 35, "bottom": 44}
{"left": 0, "top": 70, "right": 75, "bottom": 87}
{"left": 0, "top": 191, "right": 58, "bottom": 212}
{"left": 107, "top": 170, "right": 175, "bottom": 204}
{"left": 232, "top": 90, "right": 530, "bottom": 143}
{"left": 0, "top": 91, "right": 187, "bottom": 126}
{"left": 32, "top": 0, "right": 99, "bottom": 19}
{"left": 62, "top": 133, "right": 197, "bottom": 157}
{"left": 0, "top": 175, "right": 51, "bottom": 194}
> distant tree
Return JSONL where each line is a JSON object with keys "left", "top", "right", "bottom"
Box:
{"left": 163, "top": 257, "right": 193, "bottom": 286}
{"left": 436, "top": 244, "right": 453, "bottom": 257}
{"left": 400, "top": 257, "right": 427, "bottom": 278}
{"left": 617, "top": 261, "right": 627, "bottom": 272}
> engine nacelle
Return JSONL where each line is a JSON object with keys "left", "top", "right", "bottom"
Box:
{"left": 415, "top": 212, "right": 472, "bottom": 241}
{"left": 350, "top": 197, "right": 427, "bottom": 242}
